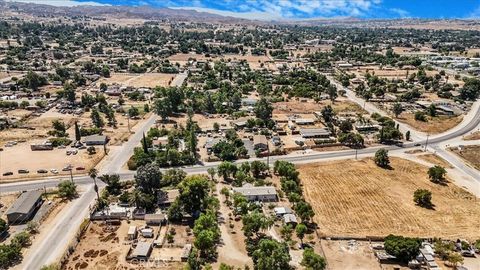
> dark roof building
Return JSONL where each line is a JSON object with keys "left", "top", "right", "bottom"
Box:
{"left": 84, "top": 135, "right": 108, "bottom": 146}
{"left": 6, "top": 190, "right": 43, "bottom": 224}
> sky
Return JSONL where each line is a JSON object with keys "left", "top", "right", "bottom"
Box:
{"left": 9, "top": 0, "right": 480, "bottom": 20}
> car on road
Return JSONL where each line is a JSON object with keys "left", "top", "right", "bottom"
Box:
{"left": 37, "top": 169, "right": 48, "bottom": 174}
{"left": 76, "top": 166, "right": 85, "bottom": 171}
{"left": 414, "top": 143, "right": 421, "bottom": 147}
{"left": 50, "top": 169, "right": 59, "bottom": 174}
{"left": 2, "top": 172, "right": 13, "bottom": 176}
{"left": 18, "top": 169, "right": 30, "bottom": 174}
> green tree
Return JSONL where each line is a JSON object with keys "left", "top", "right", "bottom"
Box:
{"left": 217, "top": 161, "right": 237, "bottom": 181}
{"left": 250, "top": 161, "right": 268, "bottom": 178}
{"left": 295, "top": 201, "right": 315, "bottom": 223}
{"left": 207, "top": 167, "right": 216, "bottom": 182}
{"left": 252, "top": 239, "right": 291, "bottom": 270}
{"left": 301, "top": 248, "right": 326, "bottom": 270}
{"left": 99, "top": 174, "right": 122, "bottom": 195}
{"left": 321, "top": 105, "right": 335, "bottom": 123}
{"left": 254, "top": 97, "right": 273, "bottom": 121}
{"left": 135, "top": 163, "right": 162, "bottom": 194}
{"left": 428, "top": 166, "right": 447, "bottom": 184}
{"left": 405, "top": 130, "right": 411, "bottom": 141}
{"left": 413, "top": 189, "right": 432, "bottom": 208}
{"left": 392, "top": 102, "right": 403, "bottom": 118}
{"left": 128, "top": 106, "right": 139, "bottom": 118}
{"left": 178, "top": 175, "right": 211, "bottom": 215}
{"left": 57, "top": 180, "right": 77, "bottom": 199}
{"left": 384, "top": 234, "right": 421, "bottom": 263}
{"left": 74, "top": 121, "right": 81, "bottom": 141}
{"left": 0, "top": 218, "right": 8, "bottom": 234}
{"left": 242, "top": 210, "right": 274, "bottom": 238}
{"left": 295, "top": 223, "right": 308, "bottom": 244}
{"left": 446, "top": 252, "right": 464, "bottom": 267}
{"left": 374, "top": 148, "right": 390, "bottom": 168}
{"left": 90, "top": 108, "right": 104, "bottom": 128}
{"left": 427, "top": 104, "right": 437, "bottom": 117}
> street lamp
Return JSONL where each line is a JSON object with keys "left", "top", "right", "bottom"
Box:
{"left": 424, "top": 134, "right": 430, "bottom": 152}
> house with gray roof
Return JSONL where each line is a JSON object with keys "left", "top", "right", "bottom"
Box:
{"left": 232, "top": 183, "right": 277, "bottom": 202}
{"left": 6, "top": 190, "right": 43, "bottom": 224}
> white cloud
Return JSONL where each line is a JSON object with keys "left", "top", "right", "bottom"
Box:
{"left": 171, "top": 6, "right": 283, "bottom": 20}
{"left": 172, "top": 0, "right": 383, "bottom": 20}
{"left": 6, "top": 0, "right": 109, "bottom": 7}
{"left": 390, "top": 8, "right": 410, "bottom": 18}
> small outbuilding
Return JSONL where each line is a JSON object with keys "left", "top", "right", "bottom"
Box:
{"left": 132, "top": 241, "right": 152, "bottom": 259}
{"left": 127, "top": 226, "right": 137, "bottom": 240}
{"left": 84, "top": 135, "right": 108, "bottom": 146}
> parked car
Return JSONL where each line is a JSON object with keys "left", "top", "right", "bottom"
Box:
{"left": 66, "top": 150, "right": 72, "bottom": 155}
{"left": 71, "top": 149, "right": 78, "bottom": 155}
{"left": 2, "top": 172, "right": 13, "bottom": 176}
{"left": 18, "top": 169, "right": 30, "bottom": 174}
{"left": 37, "top": 169, "right": 48, "bottom": 174}
{"left": 414, "top": 143, "right": 421, "bottom": 147}
{"left": 76, "top": 166, "right": 85, "bottom": 171}
{"left": 62, "top": 165, "right": 73, "bottom": 171}
{"left": 50, "top": 169, "right": 59, "bottom": 174}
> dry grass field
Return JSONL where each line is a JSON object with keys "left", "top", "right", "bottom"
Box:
{"left": 417, "top": 153, "right": 454, "bottom": 168}
{"left": 396, "top": 113, "right": 463, "bottom": 134}
{"left": 97, "top": 73, "right": 175, "bottom": 88}
{"left": 273, "top": 99, "right": 366, "bottom": 115}
{"left": 298, "top": 157, "right": 480, "bottom": 240}
{"left": 451, "top": 145, "right": 480, "bottom": 171}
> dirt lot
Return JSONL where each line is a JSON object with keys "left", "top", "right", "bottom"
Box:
{"left": 321, "top": 240, "right": 382, "bottom": 270}
{"left": 451, "top": 145, "right": 480, "bottom": 171}
{"left": 298, "top": 157, "right": 480, "bottom": 240}
{"left": 416, "top": 153, "right": 454, "bottom": 168}
{"left": 396, "top": 113, "right": 463, "bottom": 134}
{"left": 96, "top": 73, "right": 175, "bottom": 88}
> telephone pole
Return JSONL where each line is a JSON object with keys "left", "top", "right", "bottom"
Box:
{"left": 424, "top": 134, "right": 430, "bottom": 152}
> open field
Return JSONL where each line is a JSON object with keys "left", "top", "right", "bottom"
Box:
{"left": 273, "top": 99, "right": 366, "bottom": 115}
{"left": 451, "top": 145, "right": 480, "bottom": 171}
{"left": 298, "top": 157, "right": 480, "bottom": 239}
{"left": 321, "top": 240, "right": 382, "bottom": 270}
{"left": 396, "top": 113, "right": 463, "bottom": 134}
{"left": 417, "top": 153, "right": 454, "bottom": 168}
{"left": 96, "top": 73, "right": 175, "bottom": 88}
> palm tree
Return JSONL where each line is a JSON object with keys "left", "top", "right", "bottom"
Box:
{"left": 129, "top": 189, "right": 143, "bottom": 209}
{"left": 89, "top": 168, "right": 100, "bottom": 204}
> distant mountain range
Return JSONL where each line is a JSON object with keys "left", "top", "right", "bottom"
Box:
{"left": 0, "top": 0, "right": 479, "bottom": 28}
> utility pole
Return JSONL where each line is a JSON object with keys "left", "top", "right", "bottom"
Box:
{"left": 266, "top": 142, "right": 270, "bottom": 171}
{"left": 424, "top": 134, "right": 430, "bottom": 152}
{"left": 69, "top": 167, "right": 74, "bottom": 183}
{"left": 355, "top": 149, "right": 358, "bottom": 160}
{"left": 127, "top": 113, "right": 131, "bottom": 133}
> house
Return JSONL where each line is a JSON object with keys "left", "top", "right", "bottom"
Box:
{"left": 283, "top": 214, "right": 298, "bottom": 225}
{"left": 274, "top": 206, "right": 293, "bottom": 217}
{"left": 131, "top": 241, "right": 152, "bottom": 259}
{"left": 232, "top": 183, "right": 277, "bottom": 202}
{"left": 145, "top": 213, "right": 166, "bottom": 225}
{"left": 204, "top": 138, "right": 222, "bottom": 154}
{"left": 127, "top": 226, "right": 137, "bottom": 240}
{"left": 6, "top": 190, "right": 43, "bottom": 224}
{"left": 158, "top": 189, "right": 180, "bottom": 208}
{"left": 300, "top": 128, "right": 331, "bottom": 139}
{"left": 84, "top": 135, "right": 108, "bottom": 146}
{"left": 355, "top": 123, "right": 380, "bottom": 132}
{"left": 152, "top": 136, "right": 169, "bottom": 148}
{"left": 181, "top": 244, "right": 193, "bottom": 262}
{"left": 253, "top": 135, "right": 268, "bottom": 151}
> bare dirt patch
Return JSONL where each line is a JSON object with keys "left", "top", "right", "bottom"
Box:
{"left": 451, "top": 145, "right": 480, "bottom": 171}
{"left": 273, "top": 99, "right": 366, "bottom": 115}
{"left": 321, "top": 240, "right": 382, "bottom": 270}
{"left": 463, "top": 131, "right": 480, "bottom": 141}
{"left": 298, "top": 157, "right": 480, "bottom": 240}
{"left": 396, "top": 113, "right": 463, "bottom": 134}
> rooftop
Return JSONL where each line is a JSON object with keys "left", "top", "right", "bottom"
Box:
{"left": 6, "top": 190, "right": 43, "bottom": 215}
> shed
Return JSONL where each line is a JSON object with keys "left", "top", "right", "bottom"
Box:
{"left": 141, "top": 227, "right": 154, "bottom": 238}
{"left": 127, "top": 226, "right": 137, "bottom": 240}
{"left": 300, "top": 128, "right": 331, "bottom": 138}
{"left": 158, "top": 189, "right": 180, "bottom": 208}
{"left": 274, "top": 206, "right": 293, "bottom": 217}
{"left": 6, "top": 190, "right": 43, "bottom": 224}
{"left": 132, "top": 241, "right": 152, "bottom": 259}
{"left": 283, "top": 214, "right": 298, "bottom": 225}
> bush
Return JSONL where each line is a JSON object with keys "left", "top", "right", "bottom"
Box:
{"left": 48, "top": 137, "right": 72, "bottom": 147}
{"left": 414, "top": 111, "right": 427, "bottom": 122}
{"left": 413, "top": 189, "right": 432, "bottom": 208}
